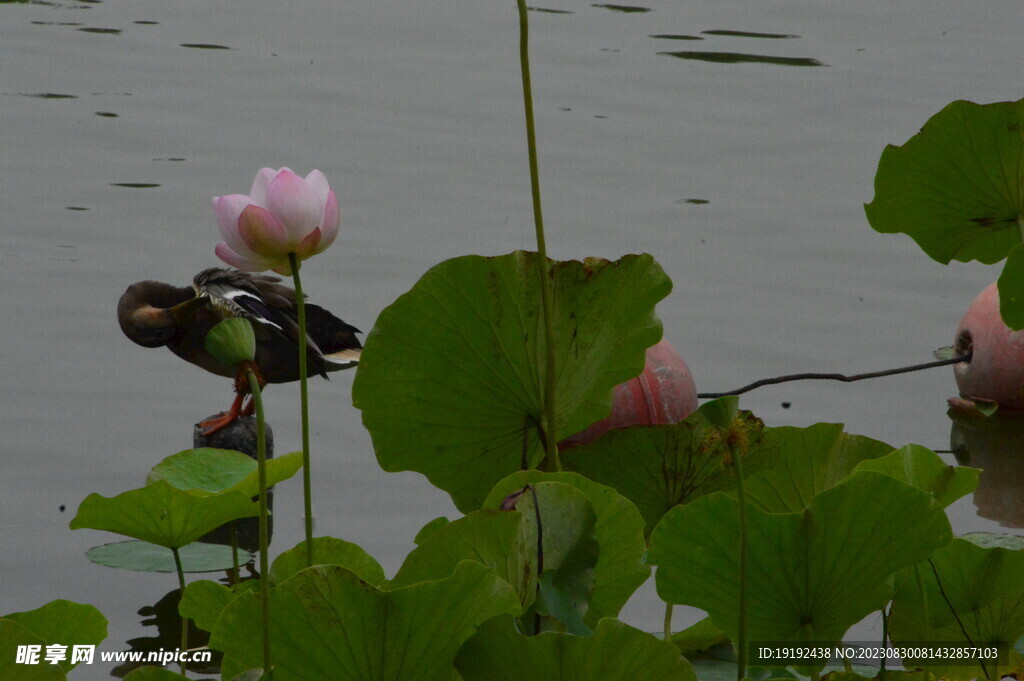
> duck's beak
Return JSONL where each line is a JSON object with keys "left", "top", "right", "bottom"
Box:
{"left": 167, "top": 294, "right": 209, "bottom": 323}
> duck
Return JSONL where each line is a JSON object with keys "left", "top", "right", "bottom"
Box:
{"left": 117, "top": 267, "right": 362, "bottom": 433}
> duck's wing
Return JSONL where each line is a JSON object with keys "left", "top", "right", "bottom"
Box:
{"left": 194, "top": 267, "right": 361, "bottom": 376}
{"left": 306, "top": 303, "right": 362, "bottom": 370}
{"left": 194, "top": 268, "right": 299, "bottom": 334}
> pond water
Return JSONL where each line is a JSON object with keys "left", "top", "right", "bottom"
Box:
{"left": 3, "top": 0, "right": 1023, "bottom": 677}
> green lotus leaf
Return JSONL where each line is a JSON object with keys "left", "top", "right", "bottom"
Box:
{"left": 865, "top": 98, "right": 1024, "bottom": 266}
{"left": 561, "top": 398, "right": 771, "bottom": 535}
{"left": 413, "top": 516, "right": 450, "bottom": 545}
{"left": 211, "top": 561, "right": 520, "bottom": 681}
{"left": 85, "top": 539, "right": 250, "bottom": 573}
{"left": 670, "top": 616, "right": 729, "bottom": 657}
{"left": 146, "top": 448, "right": 303, "bottom": 498}
{"left": 816, "top": 673, "right": 932, "bottom": 681}
{"left": 225, "top": 671, "right": 266, "bottom": 681}
{"left": 852, "top": 444, "right": 979, "bottom": 508}
{"left": 122, "top": 667, "right": 192, "bottom": 680}
{"left": 178, "top": 579, "right": 257, "bottom": 634}
{"left": 997, "top": 243, "right": 1024, "bottom": 329}
{"left": 69, "top": 481, "right": 258, "bottom": 549}
{"left": 890, "top": 537, "right": 1024, "bottom": 681}
{"left": 649, "top": 472, "right": 952, "bottom": 652}
{"left": 740, "top": 423, "right": 893, "bottom": 512}
{"left": 961, "top": 532, "right": 1024, "bottom": 551}
{"left": 352, "top": 251, "right": 671, "bottom": 511}
{"left": 483, "top": 471, "right": 649, "bottom": 626}
{"left": 512, "top": 483, "right": 598, "bottom": 635}
{"left": 270, "top": 537, "right": 385, "bottom": 586}
{"left": 0, "top": 619, "right": 67, "bottom": 680}
{"left": 455, "top": 615, "right": 696, "bottom": 681}
{"left": 3, "top": 600, "right": 107, "bottom": 674}
{"left": 390, "top": 510, "right": 534, "bottom": 611}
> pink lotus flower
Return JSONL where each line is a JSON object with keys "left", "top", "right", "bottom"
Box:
{"left": 213, "top": 167, "right": 340, "bottom": 275}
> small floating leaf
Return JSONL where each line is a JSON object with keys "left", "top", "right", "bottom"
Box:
{"left": 961, "top": 532, "right": 1024, "bottom": 551}
{"left": 85, "top": 539, "right": 249, "bottom": 573}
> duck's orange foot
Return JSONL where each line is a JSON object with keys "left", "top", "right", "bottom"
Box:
{"left": 198, "top": 393, "right": 246, "bottom": 435}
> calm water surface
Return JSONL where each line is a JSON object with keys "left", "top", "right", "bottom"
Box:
{"left": 2, "top": 0, "right": 1023, "bottom": 676}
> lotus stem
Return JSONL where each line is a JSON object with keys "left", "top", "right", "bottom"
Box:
{"left": 229, "top": 522, "right": 239, "bottom": 586}
{"left": 288, "top": 253, "right": 315, "bottom": 566}
{"left": 728, "top": 434, "right": 749, "bottom": 681}
{"left": 246, "top": 368, "right": 272, "bottom": 675}
{"left": 663, "top": 603, "right": 673, "bottom": 642}
{"left": 516, "top": 0, "right": 560, "bottom": 472}
{"left": 528, "top": 484, "right": 545, "bottom": 636}
{"left": 171, "top": 547, "right": 188, "bottom": 675}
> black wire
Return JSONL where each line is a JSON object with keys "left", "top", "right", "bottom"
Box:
{"left": 697, "top": 353, "right": 971, "bottom": 399}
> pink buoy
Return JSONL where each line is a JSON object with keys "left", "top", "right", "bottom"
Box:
{"left": 558, "top": 338, "right": 698, "bottom": 449}
{"left": 952, "top": 282, "right": 1024, "bottom": 411}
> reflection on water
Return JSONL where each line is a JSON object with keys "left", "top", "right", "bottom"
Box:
{"left": 951, "top": 411, "right": 1024, "bottom": 530}
{"left": 592, "top": 3, "right": 651, "bottom": 13}
{"left": 649, "top": 34, "right": 704, "bottom": 41}
{"left": 17, "top": 91, "right": 77, "bottom": 98}
{"left": 701, "top": 29, "right": 799, "bottom": 40}
{"left": 115, "top": 589, "right": 219, "bottom": 678}
{"left": 659, "top": 51, "right": 825, "bottom": 67}
{"left": 529, "top": 6, "right": 574, "bottom": 14}
{"left": 180, "top": 43, "right": 231, "bottom": 50}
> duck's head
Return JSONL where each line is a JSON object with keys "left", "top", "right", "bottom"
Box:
{"left": 118, "top": 280, "right": 207, "bottom": 348}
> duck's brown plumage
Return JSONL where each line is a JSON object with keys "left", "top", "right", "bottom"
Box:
{"left": 118, "top": 268, "right": 362, "bottom": 384}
